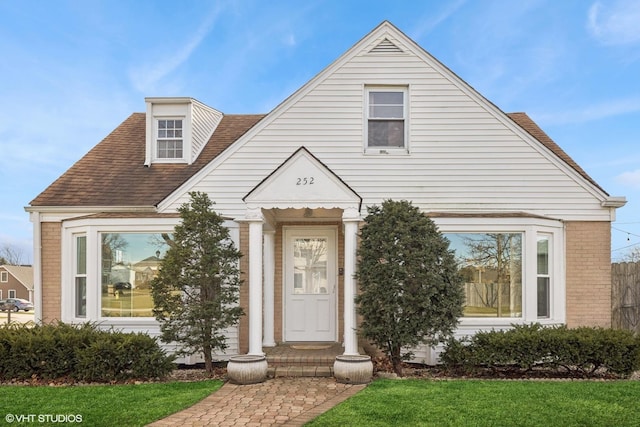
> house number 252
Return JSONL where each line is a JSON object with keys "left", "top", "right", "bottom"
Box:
{"left": 296, "top": 177, "right": 314, "bottom": 185}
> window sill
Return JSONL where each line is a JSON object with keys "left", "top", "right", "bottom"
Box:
{"left": 364, "top": 148, "right": 409, "bottom": 155}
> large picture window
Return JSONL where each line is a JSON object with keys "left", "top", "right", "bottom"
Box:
{"left": 100, "top": 233, "right": 170, "bottom": 317}
{"left": 445, "top": 233, "right": 523, "bottom": 318}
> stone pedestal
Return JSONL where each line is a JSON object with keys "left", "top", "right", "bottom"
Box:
{"left": 227, "top": 355, "right": 268, "bottom": 385}
{"left": 333, "top": 355, "right": 373, "bottom": 384}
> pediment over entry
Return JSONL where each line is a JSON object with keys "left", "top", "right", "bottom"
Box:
{"left": 243, "top": 147, "right": 362, "bottom": 210}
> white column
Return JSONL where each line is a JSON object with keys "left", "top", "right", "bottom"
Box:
{"left": 263, "top": 229, "right": 276, "bottom": 347}
{"left": 342, "top": 208, "right": 361, "bottom": 355}
{"left": 247, "top": 211, "right": 264, "bottom": 356}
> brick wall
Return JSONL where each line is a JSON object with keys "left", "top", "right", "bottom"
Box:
{"left": 565, "top": 221, "right": 611, "bottom": 327}
{"left": 40, "top": 222, "right": 62, "bottom": 322}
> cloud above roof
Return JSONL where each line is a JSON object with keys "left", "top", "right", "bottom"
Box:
{"left": 587, "top": 0, "right": 640, "bottom": 45}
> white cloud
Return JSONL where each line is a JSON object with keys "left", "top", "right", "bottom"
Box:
{"left": 616, "top": 169, "right": 640, "bottom": 188}
{"left": 129, "top": 6, "right": 223, "bottom": 93}
{"left": 532, "top": 96, "right": 640, "bottom": 125}
{"left": 410, "top": 0, "right": 467, "bottom": 40}
{"left": 588, "top": 0, "right": 640, "bottom": 45}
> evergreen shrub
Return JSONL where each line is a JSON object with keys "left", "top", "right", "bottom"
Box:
{"left": 0, "top": 322, "right": 174, "bottom": 382}
{"left": 440, "top": 324, "right": 640, "bottom": 377}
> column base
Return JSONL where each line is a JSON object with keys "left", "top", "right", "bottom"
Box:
{"left": 227, "top": 355, "right": 268, "bottom": 384}
{"left": 333, "top": 354, "right": 373, "bottom": 384}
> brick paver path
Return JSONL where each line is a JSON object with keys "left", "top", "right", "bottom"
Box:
{"left": 148, "top": 377, "right": 366, "bottom": 426}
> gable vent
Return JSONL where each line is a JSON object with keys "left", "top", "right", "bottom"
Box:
{"left": 370, "top": 38, "right": 403, "bottom": 53}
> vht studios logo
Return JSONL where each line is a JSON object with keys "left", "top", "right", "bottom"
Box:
{"left": 5, "top": 413, "right": 83, "bottom": 423}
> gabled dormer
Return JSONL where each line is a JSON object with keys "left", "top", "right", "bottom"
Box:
{"left": 144, "top": 97, "right": 223, "bottom": 166}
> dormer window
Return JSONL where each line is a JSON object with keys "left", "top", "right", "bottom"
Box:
{"left": 157, "top": 119, "right": 183, "bottom": 159}
{"left": 145, "top": 97, "right": 224, "bottom": 166}
{"left": 365, "top": 86, "right": 408, "bottom": 153}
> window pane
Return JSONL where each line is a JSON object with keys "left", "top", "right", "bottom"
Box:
{"left": 368, "top": 120, "right": 404, "bottom": 147}
{"left": 537, "top": 237, "right": 549, "bottom": 275}
{"left": 293, "top": 238, "right": 328, "bottom": 294}
{"left": 158, "top": 120, "right": 167, "bottom": 129}
{"left": 445, "top": 233, "right": 523, "bottom": 318}
{"left": 76, "top": 236, "right": 86, "bottom": 275}
{"left": 370, "top": 91, "right": 403, "bottom": 105}
{"left": 537, "top": 277, "right": 550, "bottom": 318}
{"left": 101, "top": 233, "right": 170, "bottom": 317}
{"left": 370, "top": 105, "right": 404, "bottom": 118}
{"left": 75, "top": 277, "right": 86, "bottom": 317}
{"left": 174, "top": 120, "right": 182, "bottom": 128}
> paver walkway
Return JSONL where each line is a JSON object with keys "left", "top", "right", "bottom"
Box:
{"left": 148, "top": 377, "right": 366, "bottom": 426}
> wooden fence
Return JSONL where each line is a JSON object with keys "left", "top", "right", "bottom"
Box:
{"left": 612, "top": 262, "right": 640, "bottom": 334}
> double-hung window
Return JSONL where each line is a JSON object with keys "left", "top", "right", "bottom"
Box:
{"left": 0, "top": 271, "right": 7, "bottom": 282}
{"left": 366, "top": 87, "right": 407, "bottom": 151}
{"left": 74, "top": 235, "right": 87, "bottom": 318}
{"left": 157, "top": 119, "right": 183, "bottom": 159}
{"left": 537, "top": 235, "right": 551, "bottom": 318}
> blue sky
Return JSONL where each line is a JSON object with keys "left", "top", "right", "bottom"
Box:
{"left": 1, "top": 0, "right": 639, "bottom": 263}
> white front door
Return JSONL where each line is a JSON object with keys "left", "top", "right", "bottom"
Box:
{"left": 284, "top": 227, "right": 337, "bottom": 342}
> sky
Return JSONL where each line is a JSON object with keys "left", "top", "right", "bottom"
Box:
{"left": 1, "top": 0, "right": 639, "bottom": 263}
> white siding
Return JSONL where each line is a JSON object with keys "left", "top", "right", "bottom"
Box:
{"left": 191, "top": 100, "right": 223, "bottom": 161}
{"left": 160, "top": 28, "right": 609, "bottom": 222}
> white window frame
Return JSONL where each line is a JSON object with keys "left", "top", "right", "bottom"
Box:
{"left": 0, "top": 271, "right": 7, "bottom": 282}
{"left": 8, "top": 289, "right": 16, "bottom": 298}
{"left": 364, "top": 86, "right": 409, "bottom": 154}
{"left": 60, "top": 217, "right": 240, "bottom": 328}
{"left": 435, "top": 217, "right": 565, "bottom": 329}
{"left": 155, "top": 117, "right": 185, "bottom": 161}
{"left": 536, "top": 234, "right": 552, "bottom": 319}
{"left": 74, "top": 234, "right": 87, "bottom": 318}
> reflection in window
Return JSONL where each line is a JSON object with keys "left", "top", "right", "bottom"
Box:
{"left": 101, "top": 233, "right": 170, "bottom": 317}
{"left": 445, "top": 233, "right": 523, "bottom": 318}
{"left": 293, "top": 238, "right": 328, "bottom": 294}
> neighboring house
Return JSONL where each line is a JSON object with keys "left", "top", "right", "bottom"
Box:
{"left": 0, "top": 265, "right": 34, "bottom": 302}
{"left": 27, "top": 21, "right": 626, "bottom": 364}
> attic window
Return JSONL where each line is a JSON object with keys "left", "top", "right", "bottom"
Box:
{"left": 157, "top": 119, "right": 183, "bottom": 159}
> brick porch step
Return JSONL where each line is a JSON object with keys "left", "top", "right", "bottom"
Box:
{"left": 264, "top": 343, "right": 342, "bottom": 378}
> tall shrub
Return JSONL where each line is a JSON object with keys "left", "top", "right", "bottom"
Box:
{"left": 356, "top": 199, "right": 465, "bottom": 375}
{"left": 151, "top": 192, "right": 244, "bottom": 373}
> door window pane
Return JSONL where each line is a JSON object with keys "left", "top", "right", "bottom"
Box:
{"left": 293, "top": 238, "right": 328, "bottom": 294}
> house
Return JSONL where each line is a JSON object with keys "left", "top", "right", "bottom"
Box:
{"left": 27, "top": 21, "right": 626, "bottom": 364}
{"left": 0, "top": 265, "right": 34, "bottom": 302}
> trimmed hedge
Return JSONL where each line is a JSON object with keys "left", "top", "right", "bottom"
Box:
{"left": 0, "top": 322, "right": 175, "bottom": 382}
{"left": 440, "top": 324, "right": 640, "bottom": 377}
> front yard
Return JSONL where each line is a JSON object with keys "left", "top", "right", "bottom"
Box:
{"left": 0, "top": 380, "right": 222, "bottom": 426}
{"left": 308, "top": 378, "right": 640, "bottom": 427}
{"left": 2, "top": 377, "right": 640, "bottom": 426}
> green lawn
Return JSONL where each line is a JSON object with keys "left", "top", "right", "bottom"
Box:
{"left": 0, "top": 380, "right": 222, "bottom": 426}
{"left": 307, "top": 379, "right": 640, "bottom": 427}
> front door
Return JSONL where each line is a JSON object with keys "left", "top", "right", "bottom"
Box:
{"left": 284, "top": 227, "right": 337, "bottom": 342}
